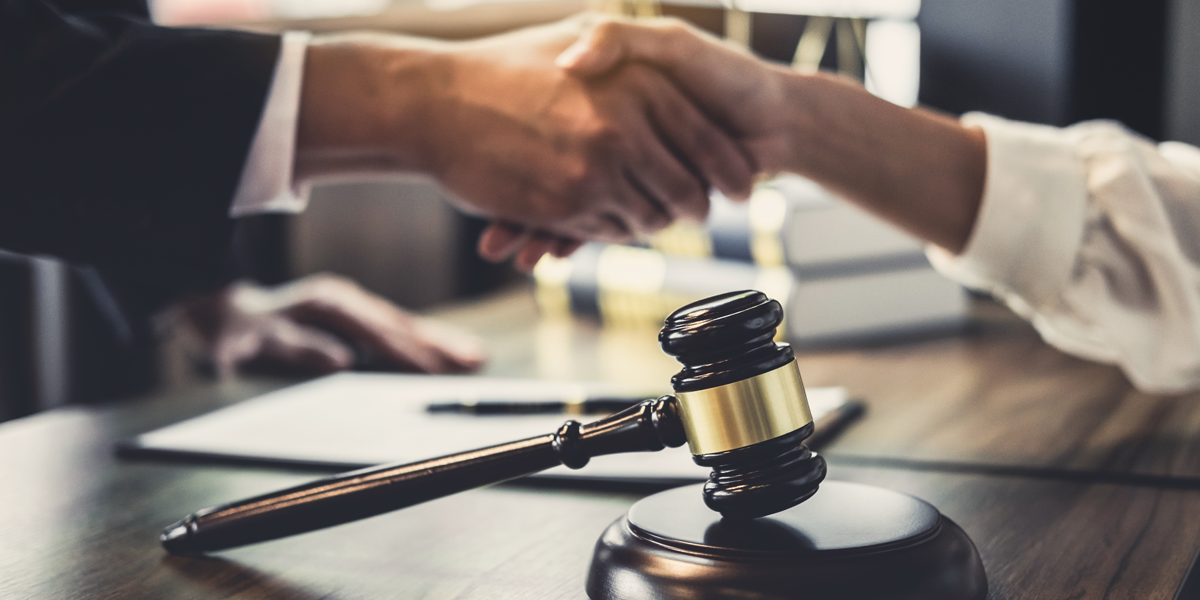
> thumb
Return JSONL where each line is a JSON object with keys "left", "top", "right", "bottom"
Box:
{"left": 558, "top": 19, "right": 701, "bottom": 79}
{"left": 556, "top": 22, "right": 629, "bottom": 76}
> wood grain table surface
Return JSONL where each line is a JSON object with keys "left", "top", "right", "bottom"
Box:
{"left": 2, "top": 394, "right": 1198, "bottom": 600}
{"left": 798, "top": 310, "right": 1200, "bottom": 486}
{"left": 4, "top": 285, "right": 1200, "bottom": 599}
{"left": 434, "top": 286, "right": 1200, "bottom": 485}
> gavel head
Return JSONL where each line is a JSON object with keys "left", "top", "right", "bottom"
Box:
{"left": 659, "top": 290, "right": 827, "bottom": 519}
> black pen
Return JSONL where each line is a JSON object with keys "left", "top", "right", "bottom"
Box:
{"left": 426, "top": 397, "right": 650, "bottom": 415}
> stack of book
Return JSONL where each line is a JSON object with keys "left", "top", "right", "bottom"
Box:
{"left": 533, "top": 175, "right": 968, "bottom": 345}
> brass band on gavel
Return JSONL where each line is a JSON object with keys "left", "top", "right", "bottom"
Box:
{"left": 674, "top": 361, "right": 813, "bottom": 455}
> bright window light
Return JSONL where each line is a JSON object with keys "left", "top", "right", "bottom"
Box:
{"left": 865, "top": 19, "right": 920, "bottom": 107}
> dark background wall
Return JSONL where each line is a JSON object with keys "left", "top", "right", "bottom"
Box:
{"left": 918, "top": 0, "right": 1073, "bottom": 126}
{"left": 1166, "top": 0, "right": 1200, "bottom": 146}
{"left": 918, "top": 0, "right": 1172, "bottom": 140}
{"left": 668, "top": 0, "right": 1185, "bottom": 142}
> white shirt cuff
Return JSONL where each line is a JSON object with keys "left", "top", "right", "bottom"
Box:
{"left": 927, "top": 112, "right": 1090, "bottom": 310}
{"left": 229, "top": 30, "right": 313, "bottom": 217}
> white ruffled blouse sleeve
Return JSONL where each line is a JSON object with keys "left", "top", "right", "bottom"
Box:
{"left": 929, "top": 113, "right": 1200, "bottom": 393}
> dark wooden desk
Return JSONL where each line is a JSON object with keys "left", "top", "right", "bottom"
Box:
{"left": 443, "top": 288, "right": 1200, "bottom": 484}
{"left": 3, "top": 287, "right": 1200, "bottom": 599}
{"left": 802, "top": 315, "right": 1200, "bottom": 486}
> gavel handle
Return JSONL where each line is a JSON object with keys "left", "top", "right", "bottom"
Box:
{"left": 160, "top": 395, "right": 686, "bottom": 554}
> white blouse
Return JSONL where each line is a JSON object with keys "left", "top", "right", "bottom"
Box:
{"left": 930, "top": 113, "right": 1200, "bottom": 393}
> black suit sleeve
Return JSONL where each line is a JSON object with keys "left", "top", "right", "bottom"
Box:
{"left": 0, "top": 0, "right": 281, "bottom": 311}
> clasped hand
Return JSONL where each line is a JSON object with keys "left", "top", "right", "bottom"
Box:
{"left": 301, "top": 15, "right": 984, "bottom": 271}
{"left": 467, "top": 15, "right": 800, "bottom": 270}
{"left": 297, "top": 15, "right": 780, "bottom": 270}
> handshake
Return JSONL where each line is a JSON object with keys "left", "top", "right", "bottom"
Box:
{"left": 300, "top": 15, "right": 867, "bottom": 270}
{"left": 186, "top": 14, "right": 990, "bottom": 378}
{"left": 301, "top": 14, "right": 986, "bottom": 269}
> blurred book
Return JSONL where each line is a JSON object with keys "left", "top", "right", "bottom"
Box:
{"left": 640, "top": 175, "right": 925, "bottom": 268}
{"left": 788, "top": 259, "right": 967, "bottom": 343}
{"left": 535, "top": 243, "right": 794, "bottom": 332}
{"left": 534, "top": 175, "right": 968, "bottom": 344}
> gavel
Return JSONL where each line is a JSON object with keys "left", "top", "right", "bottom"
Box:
{"left": 161, "top": 290, "right": 827, "bottom": 554}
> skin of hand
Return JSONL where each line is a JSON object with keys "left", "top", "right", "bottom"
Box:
{"left": 293, "top": 16, "right": 754, "bottom": 254}
{"left": 176, "top": 274, "right": 487, "bottom": 378}
{"left": 477, "top": 221, "right": 582, "bottom": 272}
{"left": 475, "top": 17, "right": 783, "bottom": 270}
{"left": 555, "top": 16, "right": 989, "bottom": 254}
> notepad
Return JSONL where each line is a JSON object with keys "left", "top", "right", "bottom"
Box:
{"left": 119, "top": 372, "right": 851, "bottom": 484}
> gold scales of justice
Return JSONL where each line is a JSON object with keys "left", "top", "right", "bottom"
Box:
{"left": 160, "top": 291, "right": 987, "bottom": 599}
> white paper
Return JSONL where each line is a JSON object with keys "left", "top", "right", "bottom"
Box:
{"left": 132, "top": 372, "right": 846, "bottom": 482}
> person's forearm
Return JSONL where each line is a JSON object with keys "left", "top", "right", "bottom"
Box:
{"left": 293, "top": 34, "right": 452, "bottom": 185}
{"left": 779, "top": 73, "right": 987, "bottom": 254}
{"left": 293, "top": 18, "right": 756, "bottom": 246}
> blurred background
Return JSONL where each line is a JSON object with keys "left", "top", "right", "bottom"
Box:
{"left": 1, "top": 0, "right": 1197, "bottom": 422}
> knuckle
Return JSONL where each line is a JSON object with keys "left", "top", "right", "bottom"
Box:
{"left": 616, "top": 61, "right": 651, "bottom": 80}
{"left": 616, "top": 66, "right": 656, "bottom": 93}
{"left": 560, "top": 157, "right": 591, "bottom": 189}
{"left": 661, "top": 19, "right": 694, "bottom": 39}
{"left": 552, "top": 160, "right": 600, "bottom": 202}
{"left": 603, "top": 214, "right": 635, "bottom": 241}
{"left": 592, "top": 20, "right": 624, "bottom": 40}
{"left": 583, "top": 122, "right": 624, "bottom": 153}
{"left": 537, "top": 187, "right": 586, "bottom": 222}
{"left": 667, "top": 177, "right": 704, "bottom": 205}
{"left": 641, "top": 211, "right": 672, "bottom": 234}
{"left": 663, "top": 21, "right": 689, "bottom": 36}
{"left": 537, "top": 197, "right": 574, "bottom": 222}
{"left": 629, "top": 197, "right": 670, "bottom": 228}
{"left": 694, "top": 134, "right": 740, "bottom": 175}
{"left": 687, "top": 124, "right": 727, "bottom": 158}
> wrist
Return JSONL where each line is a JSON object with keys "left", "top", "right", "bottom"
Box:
{"left": 773, "top": 70, "right": 986, "bottom": 252}
{"left": 774, "top": 71, "right": 845, "bottom": 177}
{"left": 294, "top": 35, "right": 451, "bottom": 184}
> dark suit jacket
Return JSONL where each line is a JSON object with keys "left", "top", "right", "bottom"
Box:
{"left": 0, "top": 0, "right": 281, "bottom": 313}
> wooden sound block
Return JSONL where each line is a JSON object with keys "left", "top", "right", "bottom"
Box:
{"left": 586, "top": 481, "right": 987, "bottom": 600}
